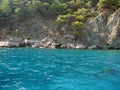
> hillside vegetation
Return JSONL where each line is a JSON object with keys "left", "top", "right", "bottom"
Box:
{"left": 0, "top": 0, "right": 120, "bottom": 49}
{"left": 0, "top": 0, "right": 120, "bottom": 32}
{"left": 0, "top": 0, "right": 119, "bottom": 20}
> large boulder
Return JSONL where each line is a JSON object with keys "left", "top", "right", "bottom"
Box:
{"left": 51, "top": 42, "right": 61, "bottom": 48}
{"left": 32, "top": 41, "right": 44, "bottom": 48}
{"left": 0, "top": 41, "right": 9, "bottom": 47}
{"left": 76, "top": 44, "right": 86, "bottom": 49}
{"left": 0, "top": 41, "right": 24, "bottom": 47}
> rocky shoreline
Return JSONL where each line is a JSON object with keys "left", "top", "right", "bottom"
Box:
{"left": 0, "top": 38, "right": 86, "bottom": 49}
{"left": 0, "top": 9, "right": 120, "bottom": 50}
{"left": 0, "top": 37, "right": 119, "bottom": 50}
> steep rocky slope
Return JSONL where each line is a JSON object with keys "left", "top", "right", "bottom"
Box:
{"left": 0, "top": 9, "right": 120, "bottom": 49}
{"left": 84, "top": 9, "right": 120, "bottom": 49}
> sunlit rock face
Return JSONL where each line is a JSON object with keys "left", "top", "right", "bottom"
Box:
{"left": 107, "top": 9, "right": 120, "bottom": 49}
{"left": 84, "top": 9, "right": 120, "bottom": 49}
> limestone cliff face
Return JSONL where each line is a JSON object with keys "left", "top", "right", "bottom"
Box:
{"left": 107, "top": 9, "right": 120, "bottom": 49}
{"left": 83, "top": 9, "right": 120, "bottom": 49}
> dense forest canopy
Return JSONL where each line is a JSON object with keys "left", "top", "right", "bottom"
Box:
{"left": 0, "top": 0, "right": 120, "bottom": 31}
{"left": 0, "top": 0, "right": 119, "bottom": 19}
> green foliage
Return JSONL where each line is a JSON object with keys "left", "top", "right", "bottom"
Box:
{"left": 0, "top": 0, "right": 41, "bottom": 20}
{"left": 97, "top": 0, "right": 120, "bottom": 9}
{"left": 66, "top": 0, "right": 86, "bottom": 11}
{"left": 49, "top": 2, "right": 67, "bottom": 16}
{"left": 56, "top": 14, "right": 76, "bottom": 24}
{"left": 0, "top": 0, "right": 98, "bottom": 20}
{"left": 86, "top": 0, "right": 92, "bottom": 8}
{"left": 76, "top": 15, "right": 85, "bottom": 21}
{"left": 71, "top": 21, "right": 84, "bottom": 35}
{"left": 74, "top": 8, "right": 88, "bottom": 16}
{"left": 0, "top": 0, "right": 11, "bottom": 18}
{"left": 56, "top": 7, "right": 89, "bottom": 31}
{"left": 37, "top": 1, "right": 68, "bottom": 17}
{"left": 71, "top": 21, "right": 84, "bottom": 30}
{"left": 0, "top": 0, "right": 118, "bottom": 35}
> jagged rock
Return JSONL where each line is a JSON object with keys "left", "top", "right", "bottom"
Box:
{"left": 32, "top": 42, "right": 44, "bottom": 48}
{"left": 67, "top": 43, "right": 76, "bottom": 49}
{"left": 60, "top": 44, "right": 67, "bottom": 49}
{"left": 106, "top": 9, "right": 120, "bottom": 49}
{"left": 51, "top": 42, "right": 61, "bottom": 48}
{"left": 9, "top": 37, "right": 22, "bottom": 42}
{"left": 0, "top": 41, "right": 9, "bottom": 47}
{"left": 24, "top": 39, "right": 34, "bottom": 44}
{"left": 0, "top": 41, "right": 24, "bottom": 47}
{"left": 8, "top": 41, "right": 20, "bottom": 47}
{"left": 46, "top": 41, "right": 52, "bottom": 46}
{"left": 85, "top": 12, "right": 109, "bottom": 46}
{"left": 83, "top": 9, "right": 120, "bottom": 49}
{"left": 19, "top": 42, "right": 26, "bottom": 47}
{"left": 76, "top": 44, "right": 86, "bottom": 49}
{"left": 24, "top": 39, "right": 37, "bottom": 47}
{"left": 41, "top": 38, "right": 48, "bottom": 43}
{"left": 88, "top": 45, "right": 97, "bottom": 49}
{"left": 64, "top": 34, "right": 76, "bottom": 40}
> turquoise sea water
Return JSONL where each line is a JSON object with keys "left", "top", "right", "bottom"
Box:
{"left": 0, "top": 48, "right": 120, "bottom": 90}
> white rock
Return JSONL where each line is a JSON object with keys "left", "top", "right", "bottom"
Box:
{"left": 76, "top": 45, "right": 86, "bottom": 49}
{"left": 0, "top": 41, "right": 9, "bottom": 47}
{"left": 88, "top": 45, "right": 97, "bottom": 49}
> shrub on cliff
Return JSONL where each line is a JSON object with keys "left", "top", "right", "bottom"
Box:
{"left": 0, "top": 0, "right": 11, "bottom": 19}
{"left": 97, "top": 0, "right": 120, "bottom": 9}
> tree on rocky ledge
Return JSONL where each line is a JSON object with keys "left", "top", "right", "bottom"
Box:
{"left": 0, "top": 0, "right": 11, "bottom": 18}
{"left": 97, "top": 0, "right": 120, "bottom": 9}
